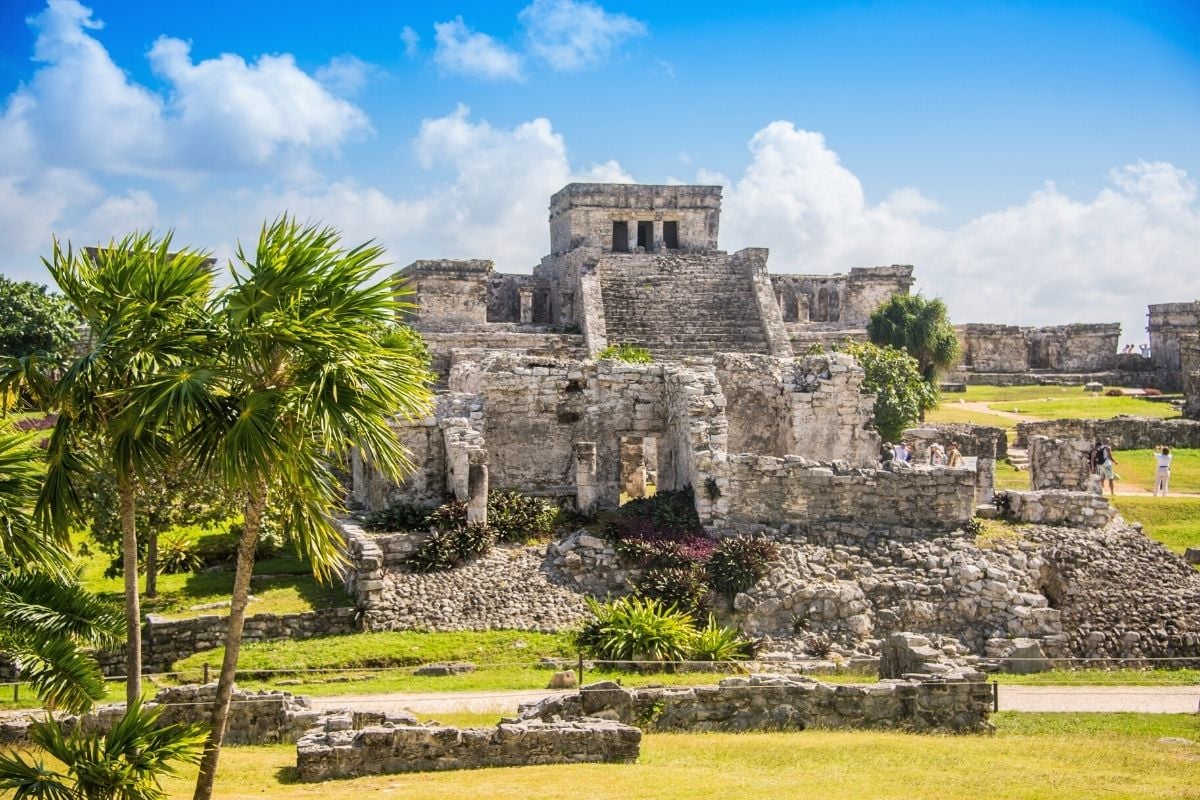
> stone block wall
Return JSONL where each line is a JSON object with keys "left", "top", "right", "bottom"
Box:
{"left": 904, "top": 423, "right": 1006, "bottom": 504}
{"left": 1181, "top": 333, "right": 1200, "bottom": 420}
{"left": 94, "top": 609, "right": 359, "bottom": 676}
{"left": 0, "top": 686, "right": 323, "bottom": 748}
{"left": 722, "top": 457, "right": 976, "bottom": 532}
{"left": 1016, "top": 417, "right": 1200, "bottom": 449}
{"left": 397, "top": 260, "right": 491, "bottom": 330}
{"left": 1148, "top": 301, "right": 1200, "bottom": 373}
{"left": 548, "top": 183, "right": 721, "bottom": 256}
{"left": 297, "top": 717, "right": 641, "bottom": 781}
{"left": 769, "top": 265, "right": 913, "bottom": 326}
{"left": 521, "top": 674, "right": 993, "bottom": 735}
{"left": 955, "top": 323, "right": 1120, "bottom": 373}
{"left": 1027, "top": 436, "right": 1095, "bottom": 492}
{"left": 1002, "top": 490, "right": 1115, "bottom": 528}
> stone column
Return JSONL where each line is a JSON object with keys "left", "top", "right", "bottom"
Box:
{"left": 620, "top": 437, "right": 646, "bottom": 499}
{"left": 518, "top": 287, "right": 535, "bottom": 324}
{"left": 975, "top": 457, "right": 995, "bottom": 505}
{"left": 467, "top": 450, "right": 488, "bottom": 526}
{"left": 574, "top": 442, "right": 599, "bottom": 514}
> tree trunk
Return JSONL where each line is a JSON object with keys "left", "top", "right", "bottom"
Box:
{"left": 192, "top": 482, "right": 264, "bottom": 800}
{"left": 145, "top": 528, "right": 158, "bottom": 599}
{"left": 117, "top": 476, "right": 141, "bottom": 707}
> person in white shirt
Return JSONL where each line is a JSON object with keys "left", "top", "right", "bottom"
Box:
{"left": 1154, "top": 446, "right": 1172, "bottom": 497}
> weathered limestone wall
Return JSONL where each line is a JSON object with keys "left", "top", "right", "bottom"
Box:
{"left": 521, "top": 673, "right": 992, "bottom": 735}
{"left": 722, "top": 458, "right": 976, "bottom": 532}
{"left": 0, "top": 686, "right": 324, "bottom": 748}
{"left": 486, "top": 273, "right": 550, "bottom": 323}
{"left": 1027, "top": 436, "right": 1095, "bottom": 492}
{"left": 1148, "top": 301, "right": 1200, "bottom": 374}
{"left": 421, "top": 329, "right": 587, "bottom": 380}
{"left": 1015, "top": 417, "right": 1200, "bottom": 449}
{"left": 548, "top": 183, "right": 721, "bottom": 255}
{"left": 770, "top": 265, "right": 913, "bottom": 326}
{"left": 1181, "top": 333, "right": 1200, "bottom": 420}
{"left": 90, "top": 610, "right": 359, "bottom": 676}
{"left": 953, "top": 369, "right": 1170, "bottom": 389}
{"left": 1002, "top": 490, "right": 1114, "bottom": 528}
{"left": 714, "top": 353, "right": 878, "bottom": 465}
{"left": 904, "top": 423, "right": 1008, "bottom": 460}
{"left": 955, "top": 323, "right": 1120, "bottom": 373}
{"left": 297, "top": 717, "right": 641, "bottom": 781}
{"left": 397, "top": 260, "right": 491, "bottom": 329}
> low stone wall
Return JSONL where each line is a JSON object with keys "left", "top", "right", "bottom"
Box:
{"left": 0, "top": 685, "right": 322, "bottom": 747}
{"left": 1015, "top": 416, "right": 1200, "bottom": 449}
{"left": 1001, "top": 490, "right": 1114, "bottom": 528}
{"left": 521, "top": 673, "right": 993, "bottom": 735}
{"left": 955, "top": 370, "right": 1174, "bottom": 390}
{"left": 1027, "top": 436, "right": 1094, "bottom": 492}
{"left": 95, "top": 608, "right": 359, "bottom": 676}
{"left": 296, "top": 717, "right": 641, "bottom": 781}
{"left": 724, "top": 457, "right": 977, "bottom": 531}
{"left": 904, "top": 423, "right": 1008, "bottom": 460}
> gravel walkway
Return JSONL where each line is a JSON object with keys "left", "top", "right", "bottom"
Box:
{"left": 310, "top": 684, "right": 1200, "bottom": 717}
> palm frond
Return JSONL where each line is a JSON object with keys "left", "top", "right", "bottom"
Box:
{"left": 2, "top": 636, "right": 109, "bottom": 713}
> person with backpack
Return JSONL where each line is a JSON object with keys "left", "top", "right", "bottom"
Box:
{"left": 1090, "top": 439, "right": 1119, "bottom": 496}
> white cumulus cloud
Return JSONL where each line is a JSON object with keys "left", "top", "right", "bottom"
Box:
{"left": 714, "top": 121, "right": 1200, "bottom": 343}
{"left": 433, "top": 17, "right": 524, "bottom": 81}
{"left": 518, "top": 0, "right": 646, "bottom": 71}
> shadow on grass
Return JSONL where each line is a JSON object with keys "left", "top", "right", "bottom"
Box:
{"left": 273, "top": 765, "right": 301, "bottom": 785}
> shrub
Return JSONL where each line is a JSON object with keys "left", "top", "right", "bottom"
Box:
{"left": 157, "top": 532, "right": 203, "bottom": 574}
{"left": 618, "top": 487, "right": 702, "bottom": 534}
{"left": 597, "top": 343, "right": 653, "bottom": 363}
{"left": 962, "top": 518, "right": 984, "bottom": 536}
{"left": 635, "top": 564, "right": 710, "bottom": 616}
{"left": 1104, "top": 388, "right": 1125, "bottom": 397}
{"left": 428, "top": 500, "right": 468, "bottom": 531}
{"left": 486, "top": 490, "right": 559, "bottom": 542}
{"left": 804, "top": 633, "right": 833, "bottom": 658}
{"left": 1143, "top": 387, "right": 1163, "bottom": 397}
{"left": 575, "top": 596, "right": 695, "bottom": 663}
{"left": 840, "top": 340, "right": 937, "bottom": 442}
{"left": 688, "top": 616, "right": 754, "bottom": 662}
{"left": 403, "top": 522, "right": 495, "bottom": 573}
{"left": 706, "top": 535, "right": 780, "bottom": 599}
{"left": 362, "top": 501, "right": 436, "bottom": 533}
{"left": 803, "top": 342, "right": 826, "bottom": 356}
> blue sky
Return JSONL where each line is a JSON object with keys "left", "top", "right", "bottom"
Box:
{"left": 0, "top": 0, "right": 1197, "bottom": 340}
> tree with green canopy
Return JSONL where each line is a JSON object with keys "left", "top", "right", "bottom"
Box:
{"left": 187, "top": 218, "right": 434, "bottom": 800}
{"left": 0, "top": 233, "right": 217, "bottom": 707}
{"left": 867, "top": 294, "right": 960, "bottom": 384}
{"left": 841, "top": 341, "right": 936, "bottom": 442}
{"left": 0, "top": 276, "right": 78, "bottom": 363}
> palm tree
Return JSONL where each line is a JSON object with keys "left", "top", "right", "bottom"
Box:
{"left": 8, "top": 234, "right": 216, "bottom": 707}
{"left": 0, "top": 424, "right": 124, "bottom": 713}
{"left": 189, "top": 217, "right": 433, "bottom": 800}
{"left": 0, "top": 699, "right": 206, "bottom": 800}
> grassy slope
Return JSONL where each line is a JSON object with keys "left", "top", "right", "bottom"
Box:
{"left": 76, "top": 539, "right": 349, "bottom": 619}
{"left": 156, "top": 715, "right": 1200, "bottom": 800}
{"left": 1113, "top": 496, "right": 1200, "bottom": 554}
{"left": 988, "top": 395, "right": 1181, "bottom": 421}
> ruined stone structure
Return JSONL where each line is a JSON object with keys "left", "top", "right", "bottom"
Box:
{"left": 1147, "top": 302, "right": 1200, "bottom": 375}
{"left": 397, "top": 183, "right": 912, "bottom": 379}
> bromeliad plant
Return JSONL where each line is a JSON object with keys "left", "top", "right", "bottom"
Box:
{"left": 575, "top": 596, "right": 753, "bottom": 666}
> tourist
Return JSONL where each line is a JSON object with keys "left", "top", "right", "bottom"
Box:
{"left": 946, "top": 443, "right": 964, "bottom": 468}
{"left": 880, "top": 442, "right": 894, "bottom": 463}
{"left": 893, "top": 441, "right": 911, "bottom": 463}
{"left": 929, "top": 442, "right": 946, "bottom": 466}
{"left": 1154, "top": 445, "right": 1172, "bottom": 496}
{"left": 1091, "top": 439, "right": 1119, "bottom": 496}
{"left": 1140, "top": 344, "right": 1151, "bottom": 358}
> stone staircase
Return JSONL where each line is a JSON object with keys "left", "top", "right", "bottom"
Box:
{"left": 597, "top": 253, "right": 770, "bottom": 359}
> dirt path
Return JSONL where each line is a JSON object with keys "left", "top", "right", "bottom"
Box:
{"left": 309, "top": 685, "right": 1200, "bottom": 717}
{"left": 951, "top": 401, "right": 1042, "bottom": 424}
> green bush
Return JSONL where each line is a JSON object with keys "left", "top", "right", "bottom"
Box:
{"left": 575, "top": 596, "right": 696, "bottom": 663}
{"left": 597, "top": 343, "right": 653, "bottom": 363}
{"left": 840, "top": 340, "right": 936, "bottom": 442}
{"left": 428, "top": 499, "right": 468, "bottom": 531}
{"left": 403, "top": 522, "right": 495, "bottom": 573}
{"left": 635, "top": 564, "right": 710, "bottom": 616}
{"left": 156, "top": 532, "right": 203, "bottom": 574}
{"left": 689, "top": 616, "right": 755, "bottom": 662}
{"left": 362, "top": 501, "right": 436, "bottom": 532}
{"left": 706, "top": 535, "right": 780, "bottom": 600}
{"left": 486, "top": 491, "right": 560, "bottom": 542}
{"left": 617, "top": 487, "right": 702, "bottom": 533}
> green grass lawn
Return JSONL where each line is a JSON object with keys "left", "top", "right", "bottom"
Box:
{"left": 76, "top": 541, "right": 349, "bottom": 619}
{"left": 1111, "top": 448, "right": 1200, "bottom": 494}
{"left": 1113, "top": 496, "right": 1200, "bottom": 555}
{"left": 152, "top": 714, "right": 1200, "bottom": 800}
{"left": 925, "top": 404, "right": 1019, "bottom": 430}
{"left": 994, "top": 459, "right": 1029, "bottom": 490}
{"left": 989, "top": 395, "right": 1181, "bottom": 421}
{"left": 993, "top": 668, "right": 1200, "bottom": 686}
